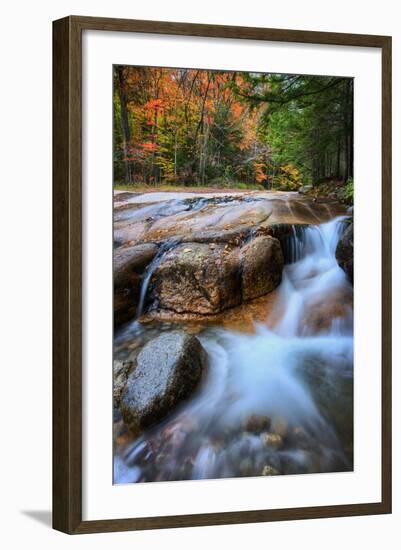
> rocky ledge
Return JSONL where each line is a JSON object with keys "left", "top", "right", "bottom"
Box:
{"left": 114, "top": 229, "right": 285, "bottom": 325}
{"left": 114, "top": 191, "right": 349, "bottom": 327}
{"left": 336, "top": 222, "right": 353, "bottom": 282}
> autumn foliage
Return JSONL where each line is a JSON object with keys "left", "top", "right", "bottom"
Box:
{"left": 114, "top": 66, "right": 353, "bottom": 190}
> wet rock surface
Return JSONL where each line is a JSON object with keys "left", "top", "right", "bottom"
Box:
{"left": 114, "top": 243, "right": 158, "bottom": 326}
{"left": 240, "top": 235, "right": 283, "bottom": 301}
{"left": 146, "top": 235, "right": 283, "bottom": 316}
{"left": 300, "top": 353, "right": 354, "bottom": 460}
{"left": 113, "top": 359, "right": 134, "bottom": 407}
{"left": 114, "top": 191, "right": 347, "bottom": 248}
{"left": 336, "top": 222, "right": 353, "bottom": 282}
{"left": 150, "top": 242, "right": 241, "bottom": 315}
{"left": 120, "top": 331, "right": 207, "bottom": 435}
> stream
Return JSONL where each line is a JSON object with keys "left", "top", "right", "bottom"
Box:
{"left": 114, "top": 193, "right": 353, "bottom": 483}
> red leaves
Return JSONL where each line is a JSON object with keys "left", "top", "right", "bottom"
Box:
{"left": 144, "top": 98, "right": 165, "bottom": 112}
{"left": 122, "top": 141, "right": 158, "bottom": 162}
{"left": 140, "top": 141, "right": 158, "bottom": 152}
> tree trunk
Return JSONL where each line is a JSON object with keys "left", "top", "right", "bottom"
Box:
{"left": 116, "top": 66, "right": 132, "bottom": 184}
{"left": 336, "top": 139, "right": 341, "bottom": 179}
{"left": 348, "top": 80, "right": 354, "bottom": 179}
{"left": 343, "top": 79, "right": 353, "bottom": 182}
{"left": 200, "top": 124, "right": 209, "bottom": 185}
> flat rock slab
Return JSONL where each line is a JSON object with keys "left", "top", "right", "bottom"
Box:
{"left": 114, "top": 190, "right": 348, "bottom": 248}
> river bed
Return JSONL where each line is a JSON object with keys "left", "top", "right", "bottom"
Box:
{"left": 113, "top": 190, "right": 353, "bottom": 483}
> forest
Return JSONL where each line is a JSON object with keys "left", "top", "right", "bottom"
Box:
{"left": 113, "top": 66, "right": 353, "bottom": 194}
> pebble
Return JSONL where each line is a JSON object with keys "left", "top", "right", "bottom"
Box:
{"left": 260, "top": 432, "right": 284, "bottom": 449}
{"left": 271, "top": 416, "right": 288, "bottom": 438}
{"left": 261, "top": 464, "right": 280, "bottom": 476}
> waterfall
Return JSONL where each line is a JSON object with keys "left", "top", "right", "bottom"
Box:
{"left": 115, "top": 216, "right": 353, "bottom": 483}
{"left": 136, "top": 237, "right": 182, "bottom": 319}
{"left": 280, "top": 216, "right": 347, "bottom": 264}
{"left": 275, "top": 217, "right": 350, "bottom": 337}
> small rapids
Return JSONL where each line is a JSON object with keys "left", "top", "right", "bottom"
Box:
{"left": 114, "top": 216, "right": 353, "bottom": 483}
{"left": 135, "top": 237, "right": 182, "bottom": 319}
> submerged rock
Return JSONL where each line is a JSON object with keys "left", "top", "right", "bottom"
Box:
{"left": 113, "top": 359, "right": 134, "bottom": 406}
{"left": 300, "top": 288, "right": 353, "bottom": 335}
{"left": 300, "top": 355, "right": 353, "bottom": 456}
{"left": 260, "top": 432, "right": 284, "bottom": 450}
{"left": 114, "top": 243, "right": 158, "bottom": 326}
{"left": 261, "top": 464, "right": 280, "bottom": 476}
{"left": 271, "top": 416, "right": 289, "bottom": 438}
{"left": 336, "top": 222, "right": 353, "bottom": 282}
{"left": 243, "top": 414, "right": 271, "bottom": 433}
{"left": 120, "top": 331, "right": 207, "bottom": 435}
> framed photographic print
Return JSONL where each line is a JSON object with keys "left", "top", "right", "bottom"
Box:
{"left": 53, "top": 16, "right": 392, "bottom": 534}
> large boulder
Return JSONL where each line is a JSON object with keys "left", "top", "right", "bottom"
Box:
{"left": 114, "top": 243, "right": 158, "bottom": 326}
{"left": 240, "top": 236, "right": 283, "bottom": 301}
{"left": 150, "top": 242, "right": 242, "bottom": 314}
{"left": 120, "top": 331, "right": 207, "bottom": 435}
{"left": 149, "top": 237, "right": 284, "bottom": 316}
{"left": 336, "top": 223, "right": 353, "bottom": 282}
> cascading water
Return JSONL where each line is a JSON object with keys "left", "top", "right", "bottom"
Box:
{"left": 114, "top": 216, "right": 353, "bottom": 484}
{"left": 275, "top": 217, "right": 352, "bottom": 337}
{"left": 135, "top": 237, "right": 182, "bottom": 320}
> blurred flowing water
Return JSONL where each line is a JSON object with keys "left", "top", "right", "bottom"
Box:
{"left": 114, "top": 214, "right": 353, "bottom": 483}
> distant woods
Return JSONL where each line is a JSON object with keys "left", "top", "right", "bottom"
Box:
{"left": 113, "top": 66, "right": 353, "bottom": 190}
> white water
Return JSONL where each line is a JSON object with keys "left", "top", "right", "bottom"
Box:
{"left": 135, "top": 237, "right": 182, "bottom": 319}
{"left": 115, "top": 217, "right": 353, "bottom": 483}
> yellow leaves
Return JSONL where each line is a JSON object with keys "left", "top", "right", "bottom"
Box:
{"left": 280, "top": 163, "right": 301, "bottom": 180}
{"left": 274, "top": 163, "right": 302, "bottom": 191}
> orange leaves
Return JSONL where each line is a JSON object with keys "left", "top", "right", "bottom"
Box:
{"left": 140, "top": 142, "right": 158, "bottom": 152}
{"left": 115, "top": 66, "right": 274, "bottom": 186}
{"left": 256, "top": 173, "right": 268, "bottom": 183}
{"left": 144, "top": 98, "right": 165, "bottom": 112}
{"left": 254, "top": 162, "right": 268, "bottom": 183}
{"left": 231, "top": 102, "right": 243, "bottom": 119}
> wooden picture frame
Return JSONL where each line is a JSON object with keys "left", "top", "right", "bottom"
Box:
{"left": 53, "top": 15, "right": 392, "bottom": 534}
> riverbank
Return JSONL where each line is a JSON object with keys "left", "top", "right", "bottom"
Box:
{"left": 114, "top": 183, "right": 265, "bottom": 194}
